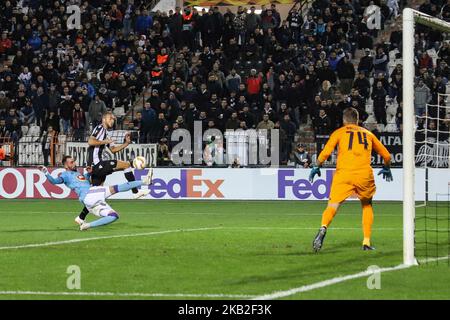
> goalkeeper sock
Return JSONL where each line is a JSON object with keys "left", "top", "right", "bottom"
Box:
{"left": 124, "top": 167, "right": 138, "bottom": 194}
{"left": 113, "top": 181, "right": 143, "bottom": 193}
{"left": 362, "top": 203, "right": 374, "bottom": 246}
{"left": 79, "top": 206, "right": 89, "bottom": 220}
{"left": 321, "top": 206, "right": 337, "bottom": 228}
{"left": 89, "top": 213, "right": 119, "bottom": 228}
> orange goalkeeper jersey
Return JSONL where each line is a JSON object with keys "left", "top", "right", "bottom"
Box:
{"left": 318, "top": 124, "right": 391, "bottom": 172}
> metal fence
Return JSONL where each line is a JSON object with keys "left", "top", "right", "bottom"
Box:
{"left": 0, "top": 130, "right": 143, "bottom": 167}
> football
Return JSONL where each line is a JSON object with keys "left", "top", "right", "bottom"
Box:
{"left": 132, "top": 156, "right": 146, "bottom": 169}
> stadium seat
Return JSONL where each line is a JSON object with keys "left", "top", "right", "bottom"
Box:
{"left": 21, "top": 126, "right": 29, "bottom": 136}
{"left": 26, "top": 124, "right": 40, "bottom": 137}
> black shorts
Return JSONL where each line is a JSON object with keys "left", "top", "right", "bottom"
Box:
{"left": 91, "top": 160, "right": 117, "bottom": 186}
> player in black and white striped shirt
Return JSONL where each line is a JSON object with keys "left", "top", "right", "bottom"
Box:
{"left": 76, "top": 112, "right": 148, "bottom": 225}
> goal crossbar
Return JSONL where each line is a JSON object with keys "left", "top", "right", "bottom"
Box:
{"left": 402, "top": 8, "right": 450, "bottom": 266}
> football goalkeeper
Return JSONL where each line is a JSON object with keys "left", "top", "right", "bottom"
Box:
{"left": 309, "top": 108, "right": 393, "bottom": 252}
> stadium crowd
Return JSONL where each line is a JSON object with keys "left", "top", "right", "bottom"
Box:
{"left": 0, "top": 0, "right": 449, "bottom": 166}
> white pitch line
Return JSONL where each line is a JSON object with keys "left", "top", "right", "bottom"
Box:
{"left": 252, "top": 264, "right": 410, "bottom": 300}
{"left": 0, "top": 226, "right": 399, "bottom": 251}
{"left": 0, "top": 227, "right": 222, "bottom": 251}
{"left": 222, "top": 227, "right": 401, "bottom": 231}
{"left": 252, "top": 255, "right": 450, "bottom": 300}
{"left": 418, "top": 255, "right": 450, "bottom": 264}
{"left": 3, "top": 257, "right": 448, "bottom": 300}
{"left": 0, "top": 291, "right": 254, "bottom": 299}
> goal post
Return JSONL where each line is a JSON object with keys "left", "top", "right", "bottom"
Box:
{"left": 402, "top": 8, "right": 450, "bottom": 266}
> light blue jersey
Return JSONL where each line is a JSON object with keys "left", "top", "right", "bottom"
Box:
{"left": 46, "top": 170, "right": 91, "bottom": 201}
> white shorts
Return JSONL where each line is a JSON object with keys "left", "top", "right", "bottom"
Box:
{"left": 83, "top": 186, "right": 116, "bottom": 217}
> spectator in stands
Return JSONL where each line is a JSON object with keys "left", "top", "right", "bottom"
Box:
{"left": 234, "top": 6, "right": 247, "bottom": 45}
{"left": 280, "top": 114, "right": 296, "bottom": 154}
{"left": 5, "top": 109, "right": 20, "bottom": 130}
{"left": 261, "top": 8, "right": 277, "bottom": 31}
{"left": 389, "top": 66, "right": 403, "bottom": 100}
{"left": 240, "top": 106, "right": 255, "bottom": 128}
{"left": 0, "top": 1, "right": 429, "bottom": 166}
{"left": 59, "top": 94, "right": 74, "bottom": 135}
{"left": 88, "top": 95, "right": 107, "bottom": 127}
{"left": 72, "top": 103, "right": 86, "bottom": 142}
{"left": 135, "top": 9, "right": 153, "bottom": 35}
{"left": 141, "top": 102, "right": 156, "bottom": 143}
{"left": 414, "top": 79, "right": 432, "bottom": 116}
{"left": 226, "top": 112, "right": 240, "bottom": 130}
{"left": 373, "top": 47, "right": 389, "bottom": 76}
{"left": 429, "top": 78, "right": 447, "bottom": 104}
{"left": 317, "top": 60, "right": 337, "bottom": 85}
{"left": 77, "top": 87, "right": 92, "bottom": 127}
{"left": 246, "top": 6, "right": 261, "bottom": 35}
{"left": 157, "top": 137, "right": 171, "bottom": 166}
{"left": 246, "top": 69, "right": 263, "bottom": 104}
{"left": 0, "top": 119, "right": 10, "bottom": 139}
{"left": 257, "top": 114, "right": 275, "bottom": 130}
{"left": 225, "top": 69, "right": 241, "bottom": 94}
{"left": 133, "top": 112, "right": 142, "bottom": 131}
{"left": 5, "top": 108, "right": 22, "bottom": 142}
{"left": 18, "top": 67, "right": 32, "bottom": 87}
{"left": 44, "top": 111, "right": 60, "bottom": 134}
{"left": 418, "top": 51, "right": 434, "bottom": 69}
{"left": 41, "top": 126, "right": 56, "bottom": 167}
{"left": 337, "top": 55, "right": 355, "bottom": 95}
{"left": 32, "top": 87, "right": 47, "bottom": 128}
{"left": 328, "top": 51, "right": 343, "bottom": 72}
{"left": 20, "top": 98, "right": 35, "bottom": 126}
{"left": 156, "top": 112, "right": 169, "bottom": 139}
{"left": 48, "top": 84, "right": 61, "bottom": 114}
{"left": 293, "top": 143, "right": 312, "bottom": 168}
{"left": 0, "top": 32, "right": 12, "bottom": 60}
{"left": 287, "top": 6, "right": 303, "bottom": 43}
{"left": 319, "top": 80, "right": 335, "bottom": 101}
{"left": 353, "top": 72, "right": 371, "bottom": 100}
{"left": 28, "top": 32, "right": 42, "bottom": 51}
{"left": 0, "top": 91, "right": 11, "bottom": 118}
{"left": 372, "top": 81, "right": 388, "bottom": 126}
{"left": 358, "top": 49, "right": 374, "bottom": 75}
{"left": 313, "top": 108, "right": 332, "bottom": 135}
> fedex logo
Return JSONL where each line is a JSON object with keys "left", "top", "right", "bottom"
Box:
{"left": 278, "top": 169, "right": 333, "bottom": 199}
{"left": 134, "top": 169, "right": 224, "bottom": 199}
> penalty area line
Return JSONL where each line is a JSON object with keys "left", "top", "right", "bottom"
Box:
{"left": 0, "top": 291, "right": 255, "bottom": 299}
{"left": 253, "top": 255, "right": 450, "bottom": 300}
{"left": 0, "top": 227, "right": 222, "bottom": 251}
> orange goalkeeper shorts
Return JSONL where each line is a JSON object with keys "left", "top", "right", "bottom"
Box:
{"left": 328, "top": 169, "right": 376, "bottom": 203}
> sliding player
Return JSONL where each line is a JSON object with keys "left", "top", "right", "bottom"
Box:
{"left": 309, "top": 107, "right": 393, "bottom": 251}
{"left": 74, "top": 111, "right": 146, "bottom": 225}
{"left": 40, "top": 155, "right": 153, "bottom": 230}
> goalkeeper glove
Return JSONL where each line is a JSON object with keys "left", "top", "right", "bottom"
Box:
{"left": 309, "top": 166, "right": 321, "bottom": 182}
{"left": 378, "top": 166, "right": 393, "bottom": 182}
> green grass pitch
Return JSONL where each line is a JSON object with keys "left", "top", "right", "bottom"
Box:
{"left": 0, "top": 199, "right": 449, "bottom": 300}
